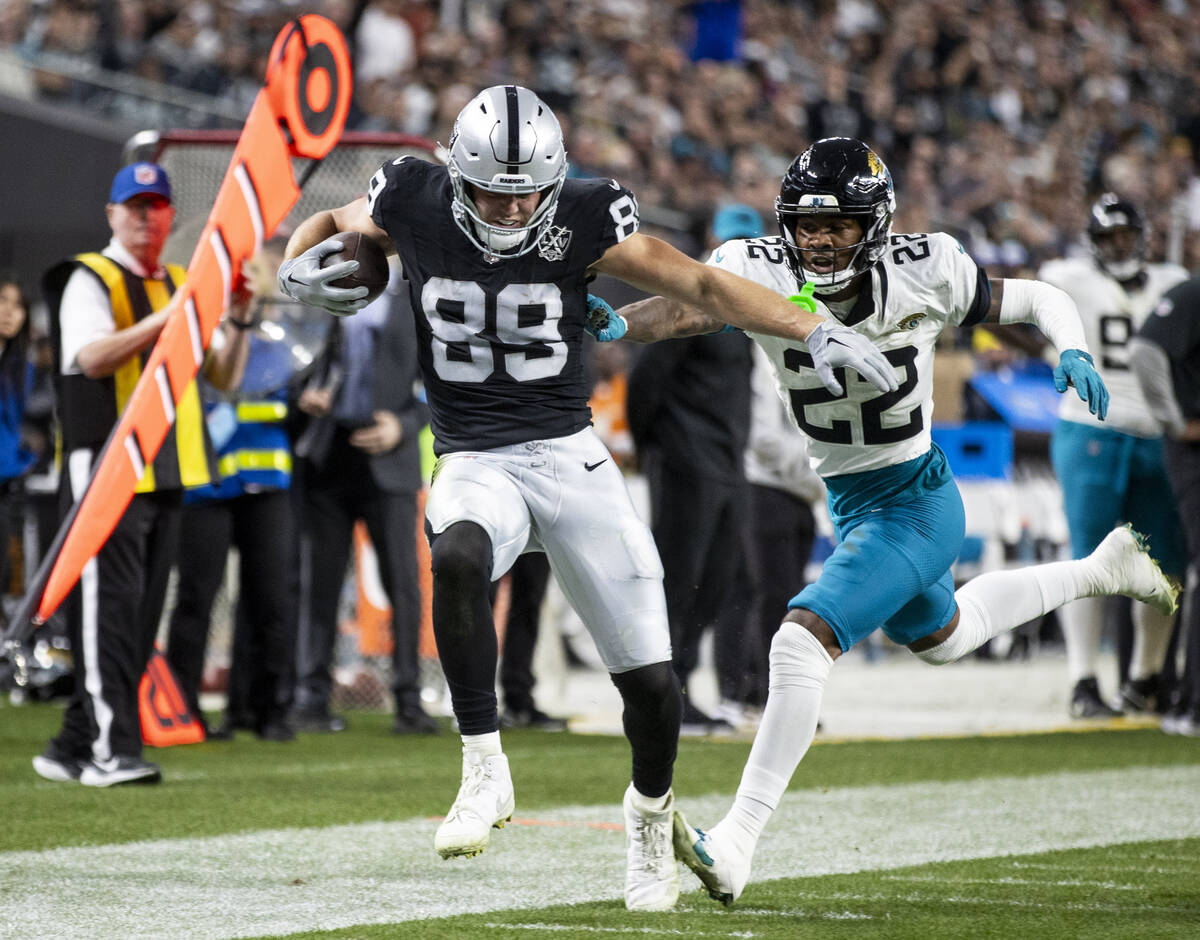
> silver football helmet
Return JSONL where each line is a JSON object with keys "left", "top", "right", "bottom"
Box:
{"left": 447, "top": 85, "right": 567, "bottom": 259}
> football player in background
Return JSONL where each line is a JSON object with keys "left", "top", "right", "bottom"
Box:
{"left": 1040, "top": 195, "right": 1188, "bottom": 719}
{"left": 597, "top": 137, "right": 1180, "bottom": 905}
{"left": 276, "top": 88, "right": 897, "bottom": 912}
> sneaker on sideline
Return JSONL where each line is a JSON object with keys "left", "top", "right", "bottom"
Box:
{"left": 32, "top": 746, "right": 87, "bottom": 783}
{"left": 672, "top": 810, "right": 751, "bottom": 906}
{"left": 499, "top": 706, "right": 568, "bottom": 732}
{"left": 1120, "top": 675, "right": 1164, "bottom": 714}
{"left": 1069, "top": 677, "right": 1122, "bottom": 719}
{"left": 622, "top": 784, "right": 678, "bottom": 912}
{"left": 679, "top": 700, "right": 736, "bottom": 737}
{"left": 435, "top": 750, "right": 514, "bottom": 859}
{"left": 79, "top": 756, "right": 162, "bottom": 788}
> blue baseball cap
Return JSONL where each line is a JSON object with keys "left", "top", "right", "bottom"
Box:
{"left": 109, "top": 162, "right": 172, "bottom": 204}
{"left": 712, "top": 203, "right": 763, "bottom": 241}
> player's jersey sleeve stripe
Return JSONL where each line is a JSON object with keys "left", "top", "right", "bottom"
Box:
{"left": 960, "top": 265, "right": 992, "bottom": 327}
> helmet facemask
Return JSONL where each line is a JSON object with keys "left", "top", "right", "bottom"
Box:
{"left": 777, "top": 203, "right": 892, "bottom": 294}
{"left": 447, "top": 85, "right": 568, "bottom": 261}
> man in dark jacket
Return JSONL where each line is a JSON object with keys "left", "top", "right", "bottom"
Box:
{"left": 291, "top": 265, "right": 436, "bottom": 734}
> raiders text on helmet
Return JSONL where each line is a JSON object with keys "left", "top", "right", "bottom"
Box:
{"left": 1087, "top": 192, "right": 1145, "bottom": 282}
{"left": 775, "top": 137, "right": 896, "bottom": 293}
{"left": 447, "top": 85, "right": 568, "bottom": 259}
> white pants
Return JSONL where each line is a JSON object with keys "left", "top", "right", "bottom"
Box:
{"left": 426, "top": 427, "right": 670, "bottom": 672}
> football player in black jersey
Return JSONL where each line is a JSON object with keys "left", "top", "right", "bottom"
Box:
{"left": 278, "top": 86, "right": 897, "bottom": 911}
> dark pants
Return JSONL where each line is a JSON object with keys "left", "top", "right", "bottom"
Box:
{"left": 165, "top": 489, "right": 296, "bottom": 731}
{"left": 499, "top": 551, "right": 552, "bottom": 712}
{"left": 294, "top": 438, "right": 422, "bottom": 712}
{"left": 645, "top": 455, "right": 748, "bottom": 698}
{"left": 52, "top": 488, "right": 182, "bottom": 761}
{"left": 1165, "top": 439, "right": 1200, "bottom": 712}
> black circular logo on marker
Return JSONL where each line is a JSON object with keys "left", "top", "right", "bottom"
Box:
{"left": 298, "top": 41, "right": 337, "bottom": 139}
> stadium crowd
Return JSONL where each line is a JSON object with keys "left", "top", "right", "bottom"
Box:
{"left": 5, "top": 0, "right": 1200, "bottom": 268}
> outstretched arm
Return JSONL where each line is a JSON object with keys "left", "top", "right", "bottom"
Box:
{"left": 590, "top": 233, "right": 898, "bottom": 394}
{"left": 983, "top": 277, "right": 1109, "bottom": 420}
{"left": 592, "top": 232, "right": 822, "bottom": 341}
{"left": 613, "top": 294, "right": 723, "bottom": 343}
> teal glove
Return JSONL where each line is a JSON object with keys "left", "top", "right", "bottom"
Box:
{"left": 585, "top": 293, "right": 627, "bottom": 342}
{"left": 1054, "top": 348, "right": 1109, "bottom": 420}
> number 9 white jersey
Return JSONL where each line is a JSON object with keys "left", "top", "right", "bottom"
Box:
{"left": 1037, "top": 256, "right": 1187, "bottom": 437}
{"left": 709, "top": 232, "right": 990, "bottom": 478}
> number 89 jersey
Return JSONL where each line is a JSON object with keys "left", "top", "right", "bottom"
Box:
{"left": 367, "top": 157, "right": 640, "bottom": 454}
{"left": 711, "top": 232, "right": 990, "bottom": 477}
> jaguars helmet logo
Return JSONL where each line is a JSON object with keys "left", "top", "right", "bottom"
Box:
{"left": 867, "top": 151, "right": 885, "bottom": 176}
{"left": 898, "top": 312, "right": 927, "bottom": 331}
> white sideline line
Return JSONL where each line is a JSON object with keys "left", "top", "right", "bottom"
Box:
{"left": 2, "top": 765, "right": 1199, "bottom": 940}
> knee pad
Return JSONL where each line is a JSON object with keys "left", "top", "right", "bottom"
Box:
{"left": 769, "top": 621, "right": 834, "bottom": 690}
{"left": 430, "top": 522, "right": 493, "bottom": 590}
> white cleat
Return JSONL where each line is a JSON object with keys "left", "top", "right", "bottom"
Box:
{"left": 434, "top": 750, "right": 514, "bottom": 859}
{"left": 672, "top": 811, "right": 750, "bottom": 906}
{"left": 623, "top": 784, "right": 679, "bottom": 912}
{"left": 1088, "top": 524, "right": 1180, "bottom": 617}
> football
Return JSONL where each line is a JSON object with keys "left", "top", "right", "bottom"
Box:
{"left": 322, "top": 232, "right": 390, "bottom": 305}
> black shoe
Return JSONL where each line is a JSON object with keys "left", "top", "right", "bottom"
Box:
{"left": 79, "top": 756, "right": 162, "bottom": 787}
{"left": 1119, "top": 676, "right": 1164, "bottom": 714}
{"left": 32, "top": 745, "right": 87, "bottom": 782}
{"left": 500, "top": 706, "right": 568, "bottom": 731}
{"left": 1069, "top": 677, "right": 1123, "bottom": 719}
{"left": 256, "top": 720, "right": 296, "bottom": 742}
{"left": 291, "top": 708, "right": 347, "bottom": 733}
{"left": 679, "top": 701, "right": 735, "bottom": 736}
{"left": 391, "top": 706, "right": 439, "bottom": 735}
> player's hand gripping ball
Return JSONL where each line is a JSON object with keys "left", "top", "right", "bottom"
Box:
{"left": 277, "top": 233, "right": 389, "bottom": 316}
{"left": 321, "top": 232, "right": 390, "bottom": 307}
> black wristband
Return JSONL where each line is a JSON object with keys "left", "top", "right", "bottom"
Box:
{"left": 225, "top": 317, "right": 254, "bottom": 331}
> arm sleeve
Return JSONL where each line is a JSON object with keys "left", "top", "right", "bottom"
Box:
{"left": 1129, "top": 337, "right": 1186, "bottom": 436}
{"left": 997, "top": 277, "right": 1088, "bottom": 353}
{"left": 58, "top": 267, "right": 117, "bottom": 375}
{"left": 940, "top": 235, "right": 991, "bottom": 328}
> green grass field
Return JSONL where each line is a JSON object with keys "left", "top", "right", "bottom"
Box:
{"left": 3, "top": 701, "right": 1199, "bottom": 938}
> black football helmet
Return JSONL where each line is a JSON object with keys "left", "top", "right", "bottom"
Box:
{"left": 775, "top": 138, "right": 896, "bottom": 293}
{"left": 1087, "top": 193, "right": 1145, "bottom": 282}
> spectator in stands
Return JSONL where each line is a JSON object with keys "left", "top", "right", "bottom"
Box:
{"left": 1042, "top": 194, "right": 1189, "bottom": 719}
{"left": 290, "top": 261, "right": 435, "bottom": 736}
{"left": 33, "top": 161, "right": 252, "bottom": 787}
{"left": 165, "top": 239, "right": 298, "bottom": 742}
{"left": 626, "top": 204, "right": 759, "bottom": 735}
{"left": 1131, "top": 277, "right": 1200, "bottom": 736}
{"left": 0, "top": 276, "right": 34, "bottom": 603}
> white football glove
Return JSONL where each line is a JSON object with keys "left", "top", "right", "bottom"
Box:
{"left": 806, "top": 320, "right": 899, "bottom": 396}
{"left": 277, "top": 236, "right": 369, "bottom": 316}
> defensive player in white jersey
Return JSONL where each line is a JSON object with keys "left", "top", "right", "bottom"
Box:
{"left": 590, "top": 137, "right": 1180, "bottom": 905}
{"left": 276, "top": 92, "right": 897, "bottom": 912}
{"left": 1039, "top": 194, "right": 1188, "bottom": 719}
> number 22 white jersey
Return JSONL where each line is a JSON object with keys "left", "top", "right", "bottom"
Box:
{"left": 1037, "top": 257, "right": 1187, "bottom": 438}
{"left": 709, "top": 233, "right": 990, "bottom": 478}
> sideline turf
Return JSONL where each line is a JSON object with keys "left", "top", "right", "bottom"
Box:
{"left": 3, "top": 699, "right": 1199, "bottom": 939}
{"left": 4, "top": 700, "right": 1199, "bottom": 852}
{"left": 273, "top": 838, "right": 1197, "bottom": 940}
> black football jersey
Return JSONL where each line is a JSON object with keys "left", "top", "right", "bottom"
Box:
{"left": 367, "top": 157, "right": 640, "bottom": 454}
